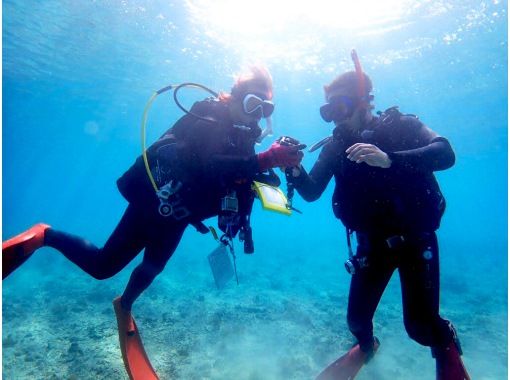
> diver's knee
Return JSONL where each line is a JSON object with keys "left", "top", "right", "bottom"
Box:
{"left": 89, "top": 260, "right": 123, "bottom": 280}
{"left": 90, "top": 269, "right": 117, "bottom": 280}
{"left": 404, "top": 319, "right": 434, "bottom": 346}
{"left": 137, "top": 261, "right": 166, "bottom": 279}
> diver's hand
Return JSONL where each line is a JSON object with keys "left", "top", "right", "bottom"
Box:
{"left": 257, "top": 142, "right": 304, "bottom": 172}
{"left": 346, "top": 143, "right": 391, "bottom": 168}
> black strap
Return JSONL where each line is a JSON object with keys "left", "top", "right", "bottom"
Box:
{"left": 284, "top": 168, "right": 303, "bottom": 214}
{"left": 346, "top": 228, "right": 354, "bottom": 259}
{"left": 192, "top": 222, "right": 209, "bottom": 234}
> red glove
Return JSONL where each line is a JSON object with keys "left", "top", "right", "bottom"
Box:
{"left": 257, "top": 142, "right": 304, "bottom": 172}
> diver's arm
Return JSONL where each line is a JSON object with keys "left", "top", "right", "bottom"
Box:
{"left": 388, "top": 139, "right": 455, "bottom": 172}
{"left": 173, "top": 116, "right": 258, "bottom": 182}
{"left": 207, "top": 142, "right": 304, "bottom": 182}
{"left": 292, "top": 146, "right": 335, "bottom": 202}
{"left": 387, "top": 118, "right": 456, "bottom": 172}
{"left": 207, "top": 154, "right": 261, "bottom": 181}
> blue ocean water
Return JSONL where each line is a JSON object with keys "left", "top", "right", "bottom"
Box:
{"left": 2, "top": 1, "right": 507, "bottom": 379}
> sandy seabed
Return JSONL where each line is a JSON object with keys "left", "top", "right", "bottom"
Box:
{"left": 2, "top": 241, "right": 507, "bottom": 380}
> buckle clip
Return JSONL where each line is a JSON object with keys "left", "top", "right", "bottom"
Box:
{"left": 172, "top": 205, "right": 190, "bottom": 220}
{"left": 221, "top": 193, "right": 238, "bottom": 213}
{"left": 157, "top": 180, "right": 190, "bottom": 219}
{"left": 386, "top": 235, "right": 405, "bottom": 249}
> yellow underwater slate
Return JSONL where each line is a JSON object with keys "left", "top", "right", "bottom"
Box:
{"left": 252, "top": 181, "right": 291, "bottom": 216}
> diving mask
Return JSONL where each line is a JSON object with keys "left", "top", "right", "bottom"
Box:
{"left": 320, "top": 94, "right": 374, "bottom": 123}
{"left": 242, "top": 93, "right": 274, "bottom": 119}
{"left": 320, "top": 95, "right": 356, "bottom": 123}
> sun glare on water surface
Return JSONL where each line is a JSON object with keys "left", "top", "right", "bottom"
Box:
{"left": 185, "top": 0, "right": 412, "bottom": 66}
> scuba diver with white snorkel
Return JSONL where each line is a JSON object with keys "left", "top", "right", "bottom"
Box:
{"left": 3, "top": 64, "right": 305, "bottom": 379}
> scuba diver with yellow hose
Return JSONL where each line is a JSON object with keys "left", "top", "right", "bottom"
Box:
{"left": 2, "top": 64, "right": 304, "bottom": 379}
{"left": 290, "top": 51, "right": 470, "bottom": 380}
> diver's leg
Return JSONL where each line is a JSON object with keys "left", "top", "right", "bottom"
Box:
{"left": 399, "top": 232, "right": 470, "bottom": 379}
{"left": 120, "top": 222, "right": 187, "bottom": 311}
{"left": 399, "top": 232, "right": 452, "bottom": 346}
{"left": 45, "top": 205, "right": 147, "bottom": 279}
{"left": 347, "top": 236, "right": 394, "bottom": 352}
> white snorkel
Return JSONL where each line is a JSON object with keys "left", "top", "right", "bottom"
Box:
{"left": 256, "top": 116, "right": 273, "bottom": 144}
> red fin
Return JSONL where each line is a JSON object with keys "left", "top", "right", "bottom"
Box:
{"left": 316, "top": 349, "right": 365, "bottom": 380}
{"left": 2, "top": 223, "right": 50, "bottom": 279}
{"left": 316, "top": 339, "right": 379, "bottom": 380}
{"left": 113, "top": 297, "right": 159, "bottom": 380}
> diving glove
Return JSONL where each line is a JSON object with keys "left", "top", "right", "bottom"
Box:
{"left": 257, "top": 138, "right": 305, "bottom": 171}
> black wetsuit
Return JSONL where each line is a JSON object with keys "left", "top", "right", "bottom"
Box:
{"left": 293, "top": 108, "right": 457, "bottom": 351}
{"left": 45, "top": 99, "right": 263, "bottom": 310}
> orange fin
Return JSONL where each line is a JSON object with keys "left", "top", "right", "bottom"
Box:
{"left": 113, "top": 297, "right": 159, "bottom": 380}
{"left": 316, "top": 339, "right": 379, "bottom": 380}
{"left": 2, "top": 223, "right": 50, "bottom": 279}
{"left": 316, "top": 350, "right": 365, "bottom": 380}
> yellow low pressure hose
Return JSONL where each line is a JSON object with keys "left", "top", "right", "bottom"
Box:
{"left": 141, "top": 92, "right": 160, "bottom": 192}
{"left": 140, "top": 82, "right": 217, "bottom": 193}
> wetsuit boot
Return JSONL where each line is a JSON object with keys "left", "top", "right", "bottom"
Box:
{"left": 316, "top": 337, "right": 380, "bottom": 380}
{"left": 434, "top": 339, "right": 471, "bottom": 380}
{"left": 2, "top": 223, "right": 50, "bottom": 279}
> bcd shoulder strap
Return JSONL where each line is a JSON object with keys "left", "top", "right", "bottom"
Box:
{"left": 377, "top": 106, "right": 418, "bottom": 127}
